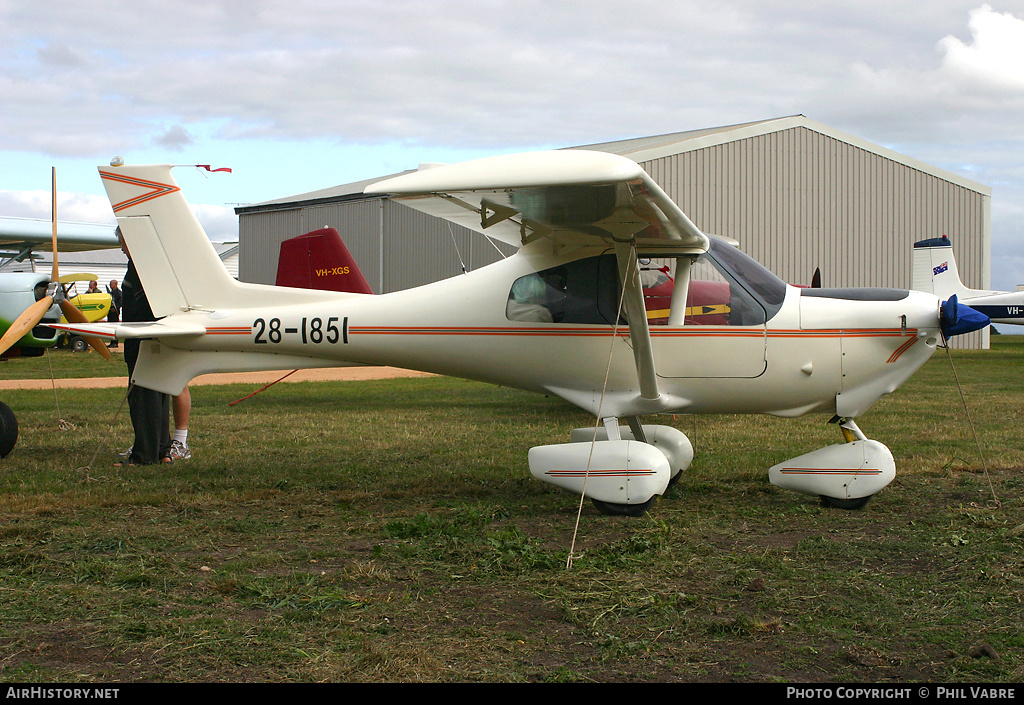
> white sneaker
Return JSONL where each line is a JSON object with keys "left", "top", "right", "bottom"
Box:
{"left": 167, "top": 439, "right": 192, "bottom": 461}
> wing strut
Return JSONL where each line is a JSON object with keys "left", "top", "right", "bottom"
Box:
{"left": 614, "top": 240, "right": 660, "bottom": 401}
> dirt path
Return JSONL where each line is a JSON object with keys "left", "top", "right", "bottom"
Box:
{"left": 0, "top": 366, "right": 434, "bottom": 390}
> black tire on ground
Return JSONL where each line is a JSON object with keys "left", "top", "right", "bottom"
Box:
{"left": 591, "top": 496, "right": 656, "bottom": 517}
{"left": 0, "top": 401, "right": 18, "bottom": 458}
{"left": 819, "top": 494, "right": 873, "bottom": 510}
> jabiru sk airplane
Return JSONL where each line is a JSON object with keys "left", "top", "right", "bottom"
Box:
{"left": 43, "top": 151, "right": 989, "bottom": 514}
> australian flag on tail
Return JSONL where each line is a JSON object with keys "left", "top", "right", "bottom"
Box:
{"left": 933, "top": 262, "right": 948, "bottom": 276}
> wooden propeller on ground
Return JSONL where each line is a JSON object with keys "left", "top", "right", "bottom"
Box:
{"left": 0, "top": 168, "right": 111, "bottom": 360}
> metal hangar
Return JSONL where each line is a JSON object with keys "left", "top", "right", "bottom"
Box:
{"left": 234, "top": 115, "right": 991, "bottom": 347}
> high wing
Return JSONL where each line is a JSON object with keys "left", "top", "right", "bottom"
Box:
{"left": 0, "top": 217, "right": 119, "bottom": 258}
{"left": 366, "top": 150, "right": 711, "bottom": 404}
{"left": 363, "top": 150, "right": 709, "bottom": 253}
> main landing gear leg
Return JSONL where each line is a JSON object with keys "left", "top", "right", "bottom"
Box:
{"left": 820, "top": 417, "right": 873, "bottom": 510}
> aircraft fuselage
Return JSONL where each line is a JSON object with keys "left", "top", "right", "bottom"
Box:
{"left": 132, "top": 242, "right": 944, "bottom": 422}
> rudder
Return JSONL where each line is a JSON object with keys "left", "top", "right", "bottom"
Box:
{"left": 276, "top": 227, "right": 374, "bottom": 294}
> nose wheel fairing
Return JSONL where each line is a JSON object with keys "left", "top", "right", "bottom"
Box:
{"left": 768, "top": 418, "right": 896, "bottom": 505}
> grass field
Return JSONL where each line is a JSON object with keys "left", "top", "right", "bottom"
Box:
{"left": 0, "top": 337, "right": 1022, "bottom": 682}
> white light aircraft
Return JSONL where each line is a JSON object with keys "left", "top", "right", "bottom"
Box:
{"left": 912, "top": 235, "right": 1024, "bottom": 326}
{"left": 46, "top": 152, "right": 988, "bottom": 514}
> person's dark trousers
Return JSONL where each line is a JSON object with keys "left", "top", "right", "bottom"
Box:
{"left": 107, "top": 309, "right": 120, "bottom": 348}
{"left": 124, "top": 339, "right": 170, "bottom": 464}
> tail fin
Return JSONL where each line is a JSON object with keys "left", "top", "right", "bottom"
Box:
{"left": 98, "top": 164, "right": 328, "bottom": 316}
{"left": 276, "top": 228, "right": 374, "bottom": 294}
{"left": 911, "top": 236, "right": 971, "bottom": 299}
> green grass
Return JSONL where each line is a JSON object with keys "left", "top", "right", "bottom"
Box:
{"left": 0, "top": 339, "right": 1022, "bottom": 682}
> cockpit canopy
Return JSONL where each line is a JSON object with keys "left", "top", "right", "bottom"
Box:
{"left": 507, "top": 238, "right": 787, "bottom": 327}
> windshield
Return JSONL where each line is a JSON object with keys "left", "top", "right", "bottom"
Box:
{"left": 705, "top": 239, "right": 787, "bottom": 321}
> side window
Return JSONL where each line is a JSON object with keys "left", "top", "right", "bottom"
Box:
{"left": 640, "top": 253, "right": 768, "bottom": 326}
{"left": 507, "top": 255, "right": 621, "bottom": 324}
{"left": 508, "top": 246, "right": 779, "bottom": 327}
{"left": 507, "top": 270, "right": 562, "bottom": 323}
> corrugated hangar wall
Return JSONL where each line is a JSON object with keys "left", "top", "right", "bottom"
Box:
{"left": 638, "top": 126, "right": 990, "bottom": 347}
{"left": 641, "top": 128, "right": 989, "bottom": 291}
{"left": 237, "top": 120, "right": 991, "bottom": 348}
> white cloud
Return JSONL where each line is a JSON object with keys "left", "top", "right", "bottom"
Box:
{"left": 939, "top": 4, "right": 1024, "bottom": 92}
{"left": 0, "top": 189, "right": 233, "bottom": 243}
{"left": 0, "top": 190, "right": 115, "bottom": 225}
{"left": 155, "top": 125, "right": 194, "bottom": 151}
{"left": 190, "top": 203, "right": 239, "bottom": 242}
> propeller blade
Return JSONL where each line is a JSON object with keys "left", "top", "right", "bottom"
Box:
{"left": 0, "top": 296, "right": 55, "bottom": 356}
{"left": 50, "top": 168, "right": 59, "bottom": 283}
{"left": 811, "top": 267, "right": 821, "bottom": 288}
{"left": 58, "top": 300, "right": 112, "bottom": 360}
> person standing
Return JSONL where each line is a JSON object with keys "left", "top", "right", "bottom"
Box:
{"left": 114, "top": 228, "right": 171, "bottom": 466}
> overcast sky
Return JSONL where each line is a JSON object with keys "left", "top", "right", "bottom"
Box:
{"left": 2, "top": 0, "right": 1023, "bottom": 290}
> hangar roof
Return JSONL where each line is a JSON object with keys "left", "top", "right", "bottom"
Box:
{"left": 236, "top": 114, "right": 989, "bottom": 215}
{"left": 234, "top": 171, "right": 414, "bottom": 214}
{"left": 572, "top": 115, "right": 990, "bottom": 195}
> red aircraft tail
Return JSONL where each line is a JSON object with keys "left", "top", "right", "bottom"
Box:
{"left": 275, "top": 227, "right": 373, "bottom": 294}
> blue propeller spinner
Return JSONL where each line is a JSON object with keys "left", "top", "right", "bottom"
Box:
{"left": 940, "top": 294, "right": 990, "bottom": 338}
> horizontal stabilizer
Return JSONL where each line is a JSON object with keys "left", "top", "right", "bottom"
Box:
{"left": 47, "top": 319, "right": 207, "bottom": 340}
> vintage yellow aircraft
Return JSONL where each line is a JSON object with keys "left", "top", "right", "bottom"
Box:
{"left": 46, "top": 152, "right": 988, "bottom": 514}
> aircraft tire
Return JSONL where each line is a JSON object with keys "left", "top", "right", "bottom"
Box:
{"left": 819, "top": 494, "right": 873, "bottom": 511}
{"left": 0, "top": 401, "right": 18, "bottom": 458}
{"left": 666, "top": 469, "right": 684, "bottom": 490}
{"left": 70, "top": 336, "right": 88, "bottom": 353}
{"left": 591, "top": 496, "right": 656, "bottom": 517}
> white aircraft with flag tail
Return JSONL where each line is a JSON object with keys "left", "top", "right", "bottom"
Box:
{"left": 912, "top": 235, "right": 1024, "bottom": 326}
